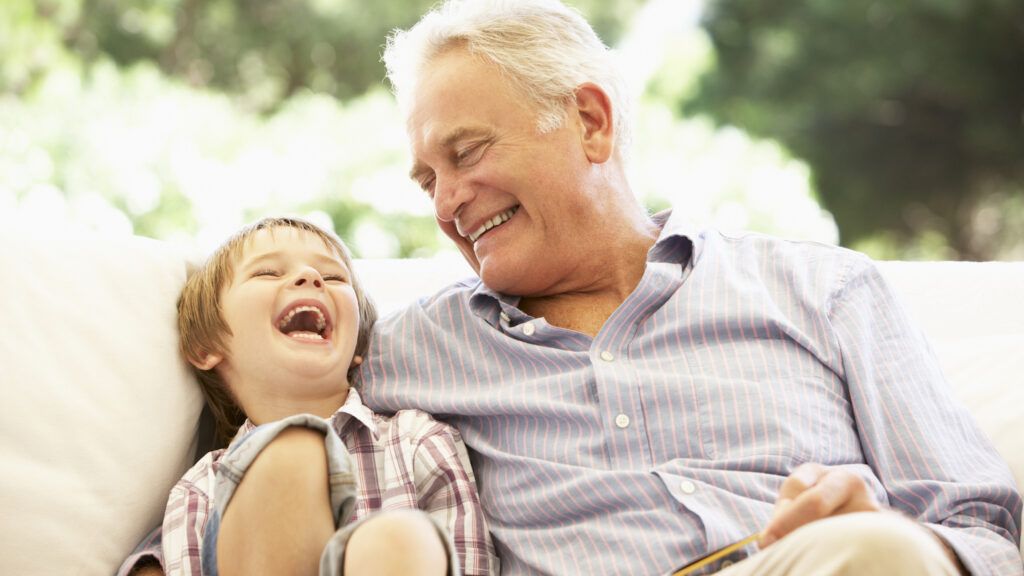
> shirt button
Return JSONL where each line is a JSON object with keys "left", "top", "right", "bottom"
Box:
{"left": 680, "top": 480, "right": 696, "bottom": 494}
{"left": 614, "top": 414, "right": 630, "bottom": 428}
{"left": 522, "top": 322, "right": 535, "bottom": 336}
{"left": 500, "top": 311, "right": 510, "bottom": 323}
{"left": 600, "top": 350, "right": 614, "bottom": 362}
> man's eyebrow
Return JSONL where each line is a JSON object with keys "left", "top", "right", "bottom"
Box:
{"left": 409, "top": 162, "right": 431, "bottom": 183}
{"left": 408, "top": 126, "right": 493, "bottom": 180}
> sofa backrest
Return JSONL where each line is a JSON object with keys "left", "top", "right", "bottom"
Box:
{"left": 1, "top": 225, "right": 1020, "bottom": 575}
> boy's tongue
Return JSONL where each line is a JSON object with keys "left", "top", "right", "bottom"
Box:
{"left": 278, "top": 308, "right": 327, "bottom": 340}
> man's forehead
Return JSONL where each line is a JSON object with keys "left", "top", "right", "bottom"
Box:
{"left": 405, "top": 50, "right": 503, "bottom": 132}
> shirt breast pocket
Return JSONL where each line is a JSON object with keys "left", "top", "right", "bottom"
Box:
{"left": 695, "top": 366, "right": 860, "bottom": 469}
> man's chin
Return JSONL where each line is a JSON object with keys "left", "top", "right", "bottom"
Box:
{"left": 477, "top": 260, "right": 530, "bottom": 296}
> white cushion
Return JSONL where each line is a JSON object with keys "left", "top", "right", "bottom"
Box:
{"left": 0, "top": 222, "right": 203, "bottom": 576}
{"left": 1, "top": 231, "right": 1020, "bottom": 575}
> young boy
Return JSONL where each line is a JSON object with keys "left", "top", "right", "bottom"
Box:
{"left": 118, "top": 217, "right": 497, "bottom": 576}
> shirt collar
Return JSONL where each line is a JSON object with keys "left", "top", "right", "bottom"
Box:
{"left": 469, "top": 281, "right": 518, "bottom": 325}
{"left": 649, "top": 209, "right": 702, "bottom": 265}
{"left": 233, "top": 387, "right": 379, "bottom": 443}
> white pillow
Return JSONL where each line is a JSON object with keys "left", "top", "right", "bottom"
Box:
{"left": 0, "top": 221, "right": 203, "bottom": 576}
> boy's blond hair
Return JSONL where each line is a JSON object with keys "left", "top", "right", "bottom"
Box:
{"left": 178, "top": 217, "right": 377, "bottom": 446}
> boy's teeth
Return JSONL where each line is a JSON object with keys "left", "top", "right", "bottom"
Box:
{"left": 290, "top": 331, "right": 324, "bottom": 341}
{"left": 278, "top": 306, "right": 326, "bottom": 331}
{"left": 468, "top": 206, "right": 518, "bottom": 243}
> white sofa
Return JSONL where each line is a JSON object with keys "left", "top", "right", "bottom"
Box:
{"left": 1, "top": 224, "right": 1021, "bottom": 575}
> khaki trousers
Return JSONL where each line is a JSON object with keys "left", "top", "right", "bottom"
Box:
{"left": 715, "top": 512, "right": 960, "bottom": 575}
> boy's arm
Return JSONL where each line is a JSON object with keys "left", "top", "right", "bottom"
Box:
{"left": 414, "top": 421, "right": 499, "bottom": 576}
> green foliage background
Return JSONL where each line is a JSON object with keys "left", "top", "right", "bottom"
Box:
{"left": 688, "top": 0, "right": 1024, "bottom": 259}
{"left": 2, "top": 0, "right": 1020, "bottom": 260}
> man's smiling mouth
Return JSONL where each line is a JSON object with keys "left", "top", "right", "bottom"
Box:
{"left": 467, "top": 206, "right": 519, "bottom": 243}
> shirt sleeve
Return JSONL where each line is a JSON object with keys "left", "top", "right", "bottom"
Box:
{"left": 414, "top": 421, "right": 500, "bottom": 576}
{"left": 152, "top": 448, "right": 222, "bottom": 576}
{"left": 115, "top": 526, "right": 164, "bottom": 576}
{"left": 828, "top": 257, "right": 1023, "bottom": 575}
{"left": 159, "top": 478, "right": 210, "bottom": 576}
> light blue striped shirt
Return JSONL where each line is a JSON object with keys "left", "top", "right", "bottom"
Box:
{"left": 361, "top": 211, "right": 1022, "bottom": 575}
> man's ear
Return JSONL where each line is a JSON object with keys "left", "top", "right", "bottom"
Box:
{"left": 190, "top": 351, "right": 223, "bottom": 371}
{"left": 573, "top": 82, "right": 615, "bottom": 164}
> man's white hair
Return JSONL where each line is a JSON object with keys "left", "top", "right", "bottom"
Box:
{"left": 383, "top": 0, "right": 632, "bottom": 155}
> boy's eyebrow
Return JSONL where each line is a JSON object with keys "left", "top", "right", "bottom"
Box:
{"left": 408, "top": 126, "right": 493, "bottom": 181}
{"left": 241, "top": 251, "right": 347, "bottom": 270}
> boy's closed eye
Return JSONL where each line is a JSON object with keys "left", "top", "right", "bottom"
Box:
{"left": 250, "top": 268, "right": 348, "bottom": 283}
{"left": 251, "top": 269, "right": 281, "bottom": 278}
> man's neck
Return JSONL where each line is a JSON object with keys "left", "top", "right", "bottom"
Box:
{"left": 519, "top": 292, "right": 626, "bottom": 337}
{"left": 519, "top": 225, "right": 658, "bottom": 337}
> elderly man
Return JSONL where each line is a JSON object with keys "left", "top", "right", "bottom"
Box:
{"left": 362, "top": 0, "right": 1022, "bottom": 575}
{"left": 123, "top": 1, "right": 1021, "bottom": 575}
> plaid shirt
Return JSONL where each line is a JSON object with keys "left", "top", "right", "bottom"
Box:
{"left": 118, "top": 389, "right": 497, "bottom": 575}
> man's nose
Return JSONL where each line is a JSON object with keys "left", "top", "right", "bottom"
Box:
{"left": 293, "top": 268, "right": 323, "bottom": 288}
{"left": 433, "top": 173, "right": 472, "bottom": 224}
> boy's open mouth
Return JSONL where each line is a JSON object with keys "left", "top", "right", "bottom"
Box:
{"left": 275, "top": 301, "right": 332, "bottom": 342}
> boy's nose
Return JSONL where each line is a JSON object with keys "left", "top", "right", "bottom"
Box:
{"left": 293, "top": 270, "right": 322, "bottom": 288}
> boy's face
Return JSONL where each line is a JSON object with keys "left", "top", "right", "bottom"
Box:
{"left": 201, "top": 227, "right": 360, "bottom": 413}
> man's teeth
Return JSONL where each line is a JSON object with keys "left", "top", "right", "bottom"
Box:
{"left": 467, "top": 206, "right": 518, "bottom": 243}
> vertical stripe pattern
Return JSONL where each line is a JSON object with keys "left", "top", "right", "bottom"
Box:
{"left": 361, "top": 213, "right": 1022, "bottom": 576}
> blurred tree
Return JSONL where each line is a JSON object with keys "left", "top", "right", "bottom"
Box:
{"left": 2, "top": 0, "right": 649, "bottom": 256}
{"left": 25, "top": 0, "right": 642, "bottom": 112}
{"left": 687, "top": 0, "right": 1024, "bottom": 259}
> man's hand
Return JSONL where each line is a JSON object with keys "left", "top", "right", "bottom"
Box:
{"left": 761, "top": 463, "right": 967, "bottom": 573}
{"left": 761, "top": 463, "right": 882, "bottom": 547}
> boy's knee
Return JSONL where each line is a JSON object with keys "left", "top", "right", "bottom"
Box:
{"left": 345, "top": 510, "right": 448, "bottom": 576}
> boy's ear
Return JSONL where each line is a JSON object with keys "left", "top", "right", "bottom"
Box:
{"left": 190, "top": 351, "right": 223, "bottom": 371}
{"left": 350, "top": 355, "right": 364, "bottom": 368}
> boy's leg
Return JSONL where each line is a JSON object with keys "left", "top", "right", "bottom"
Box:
{"left": 216, "top": 427, "right": 335, "bottom": 576}
{"left": 344, "top": 510, "right": 450, "bottom": 576}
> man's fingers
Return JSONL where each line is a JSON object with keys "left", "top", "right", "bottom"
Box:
{"left": 776, "top": 463, "right": 827, "bottom": 503}
{"left": 763, "top": 467, "right": 879, "bottom": 547}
